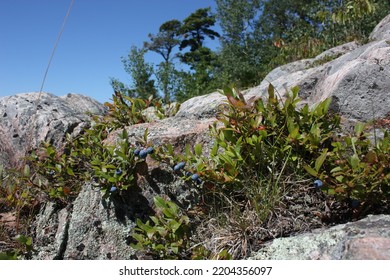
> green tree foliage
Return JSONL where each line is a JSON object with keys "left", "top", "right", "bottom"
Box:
{"left": 215, "top": 0, "right": 265, "bottom": 87}
{"left": 175, "top": 8, "right": 221, "bottom": 100}
{"left": 155, "top": 61, "right": 183, "bottom": 102}
{"left": 215, "top": 0, "right": 389, "bottom": 89}
{"left": 113, "top": 46, "right": 157, "bottom": 100}
{"left": 144, "top": 20, "right": 182, "bottom": 63}
{"left": 179, "top": 8, "right": 220, "bottom": 53}
{"left": 144, "top": 20, "right": 182, "bottom": 102}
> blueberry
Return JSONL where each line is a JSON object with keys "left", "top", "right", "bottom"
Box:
{"left": 145, "top": 147, "right": 154, "bottom": 154}
{"left": 173, "top": 162, "right": 186, "bottom": 171}
{"left": 110, "top": 186, "right": 117, "bottom": 192}
{"left": 313, "top": 179, "right": 323, "bottom": 188}
{"left": 185, "top": 171, "right": 193, "bottom": 177}
{"left": 139, "top": 149, "right": 148, "bottom": 159}
{"left": 115, "top": 169, "right": 122, "bottom": 175}
{"left": 134, "top": 148, "right": 141, "bottom": 156}
{"left": 49, "top": 170, "right": 56, "bottom": 176}
{"left": 191, "top": 174, "right": 202, "bottom": 184}
{"left": 351, "top": 199, "right": 360, "bottom": 208}
{"left": 191, "top": 173, "right": 200, "bottom": 181}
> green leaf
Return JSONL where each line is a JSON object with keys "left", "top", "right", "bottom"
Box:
{"left": 154, "top": 196, "right": 168, "bottom": 210}
{"left": 168, "top": 220, "right": 182, "bottom": 233}
{"left": 194, "top": 143, "right": 202, "bottom": 157}
{"left": 131, "top": 233, "right": 145, "bottom": 243}
{"left": 150, "top": 216, "right": 160, "bottom": 225}
{"left": 268, "top": 84, "right": 275, "bottom": 100}
{"left": 354, "top": 122, "right": 365, "bottom": 136}
{"left": 171, "top": 244, "right": 179, "bottom": 254}
{"left": 143, "top": 128, "right": 149, "bottom": 142}
{"left": 66, "top": 167, "right": 75, "bottom": 176}
{"left": 210, "top": 142, "right": 218, "bottom": 157}
{"left": 336, "top": 175, "right": 344, "bottom": 182}
{"left": 350, "top": 154, "right": 360, "bottom": 170}
{"left": 322, "top": 97, "right": 332, "bottom": 114}
{"left": 330, "top": 166, "right": 343, "bottom": 173}
{"left": 315, "top": 149, "right": 328, "bottom": 172}
{"left": 303, "top": 165, "right": 318, "bottom": 177}
{"left": 108, "top": 177, "right": 117, "bottom": 183}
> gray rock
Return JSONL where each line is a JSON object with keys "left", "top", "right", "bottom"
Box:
{"left": 250, "top": 215, "right": 390, "bottom": 260}
{"left": 0, "top": 92, "right": 105, "bottom": 168}
{"left": 370, "top": 13, "right": 390, "bottom": 41}
{"left": 32, "top": 202, "right": 71, "bottom": 260}
{"left": 32, "top": 183, "right": 149, "bottom": 260}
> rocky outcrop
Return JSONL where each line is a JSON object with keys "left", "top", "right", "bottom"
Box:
{"left": 0, "top": 92, "right": 106, "bottom": 168}
{"left": 370, "top": 14, "right": 390, "bottom": 41}
{"left": 250, "top": 214, "right": 390, "bottom": 260}
{"left": 3, "top": 14, "right": 390, "bottom": 260}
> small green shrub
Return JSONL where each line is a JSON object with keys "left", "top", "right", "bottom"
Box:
{"left": 306, "top": 123, "right": 390, "bottom": 211}
{"left": 130, "top": 196, "right": 232, "bottom": 260}
{"left": 155, "top": 85, "right": 340, "bottom": 220}
{"left": 130, "top": 196, "right": 192, "bottom": 259}
{"left": 104, "top": 92, "right": 180, "bottom": 129}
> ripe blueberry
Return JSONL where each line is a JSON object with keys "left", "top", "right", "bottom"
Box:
{"left": 139, "top": 149, "right": 148, "bottom": 159}
{"left": 145, "top": 147, "right": 154, "bottom": 154}
{"left": 185, "top": 171, "right": 193, "bottom": 177}
{"left": 115, "top": 169, "right": 122, "bottom": 175}
{"left": 173, "top": 162, "right": 186, "bottom": 171}
{"left": 134, "top": 148, "right": 141, "bottom": 156}
{"left": 313, "top": 179, "right": 323, "bottom": 188}
{"left": 110, "top": 186, "right": 117, "bottom": 192}
{"left": 191, "top": 173, "right": 200, "bottom": 181}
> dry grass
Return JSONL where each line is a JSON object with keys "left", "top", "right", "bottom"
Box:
{"left": 191, "top": 177, "right": 362, "bottom": 259}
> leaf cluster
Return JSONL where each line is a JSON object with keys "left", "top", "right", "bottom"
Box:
{"left": 306, "top": 124, "right": 390, "bottom": 211}
{"left": 131, "top": 196, "right": 191, "bottom": 259}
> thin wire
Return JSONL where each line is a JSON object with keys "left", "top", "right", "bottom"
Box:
{"left": 38, "top": 0, "right": 75, "bottom": 93}
{"left": 24, "top": 0, "right": 75, "bottom": 160}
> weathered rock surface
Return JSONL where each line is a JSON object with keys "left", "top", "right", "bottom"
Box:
{"left": 0, "top": 92, "right": 106, "bottom": 168}
{"left": 250, "top": 214, "right": 390, "bottom": 260}
{"left": 33, "top": 183, "right": 152, "bottom": 260}
{"left": 369, "top": 13, "right": 390, "bottom": 41}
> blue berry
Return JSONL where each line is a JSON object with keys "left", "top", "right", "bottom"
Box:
{"left": 115, "top": 169, "right": 122, "bottom": 175}
{"left": 134, "top": 148, "right": 141, "bottom": 156}
{"left": 185, "top": 171, "right": 193, "bottom": 177}
{"left": 173, "top": 162, "right": 186, "bottom": 171}
{"left": 145, "top": 147, "right": 154, "bottom": 154}
{"left": 351, "top": 199, "right": 360, "bottom": 208}
{"left": 139, "top": 149, "right": 148, "bottom": 159}
{"left": 313, "top": 179, "right": 323, "bottom": 188}
{"left": 191, "top": 173, "right": 200, "bottom": 181}
{"left": 110, "top": 186, "right": 117, "bottom": 192}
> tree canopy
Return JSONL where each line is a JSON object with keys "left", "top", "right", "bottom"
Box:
{"left": 111, "top": 0, "right": 389, "bottom": 103}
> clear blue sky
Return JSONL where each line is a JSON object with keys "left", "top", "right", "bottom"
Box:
{"left": 0, "top": 0, "right": 220, "bottom": 103}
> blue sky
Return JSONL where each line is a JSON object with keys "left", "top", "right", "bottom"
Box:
{"left": 0, "top": 0, "right": 220, "bottom": 103}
